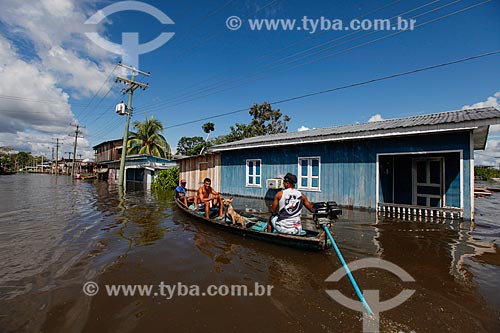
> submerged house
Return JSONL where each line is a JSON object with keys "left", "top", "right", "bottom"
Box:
{"left": 182, "top": 107, "right": 500, "bottom": 221}
{"left": 93, "top": 139, "right": 176, "bottom": 188}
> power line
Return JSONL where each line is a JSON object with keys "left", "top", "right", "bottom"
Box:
{"left": 0, "top": 94, "right": 86, "bottom": 106}
{"left": 255, "top": 0, "right": 403, "bottom": 61}
{"left": 138, "top": 0, "right": 470, "bottom": 113}
{"left": 153, "top": 0, "right": 440, "bottom": 109}
{"left": 168, "top": 0, "right": 279, "bottom": 63}
{"left": 73, "top": 63, "right": 119, "bottom": 119}
{"left": 164, "top": 49, "right": 500, "bottom": 129}
{"left": 77, "top": 81, "right": 120, "bottom": 124}
{"left": 152, "top": 0, "right": 491, "bottom": 111}
{"left": 132, "top": 0, "right": 280, "bottom": 112}
{"left": 135, "top": 0, "right": 406, "bottom": 112}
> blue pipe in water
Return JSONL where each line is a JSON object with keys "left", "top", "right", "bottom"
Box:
{"left": 323, "top": 225, "right": 375, "bottom": 317}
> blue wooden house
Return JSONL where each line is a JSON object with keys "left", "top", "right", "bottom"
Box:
{"left": 203, "top": 107, "right": 500, "bottom": 221}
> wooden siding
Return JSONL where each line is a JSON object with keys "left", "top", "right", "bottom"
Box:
{"left": 94, "top": 139, "right": 122, "bottom": 163}
{"left": 219, "top": 131, "right": 473, "bottom": 219}
{"left": 178, "top": 154, "right": 221, "bottom": 194}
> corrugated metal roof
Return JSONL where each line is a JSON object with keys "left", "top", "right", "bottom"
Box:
{"left": 210, "top": 107, "right": 500, "bottom": 151}
{"left": 92, "top": 138, "right": 123, "bottom": 150}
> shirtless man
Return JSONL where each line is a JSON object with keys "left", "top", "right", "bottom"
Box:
{"left": 197, "top": 178, "right": 224, "bottom": 219}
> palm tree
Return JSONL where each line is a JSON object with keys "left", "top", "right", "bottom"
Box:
{"left": 127, "top": 116, "right": 171, "bottom": 158}
{"left": 199, "top": 122, "right": 215, "bottom": 154}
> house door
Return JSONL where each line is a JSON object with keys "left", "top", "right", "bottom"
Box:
{"left": 412, "top": 158, "right": 444, "bottom": 207}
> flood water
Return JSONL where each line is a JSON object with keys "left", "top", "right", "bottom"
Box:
{"left": 1, "top": 174, "right": 499, "bottom": 332}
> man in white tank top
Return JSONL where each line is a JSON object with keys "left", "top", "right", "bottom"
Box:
{"left": 268, "top": 173, "right": 314, "bottom": 235}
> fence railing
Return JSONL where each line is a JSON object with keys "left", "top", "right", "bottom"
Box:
{"left": 377, "top": 202, "right": 463, "bottom": 221}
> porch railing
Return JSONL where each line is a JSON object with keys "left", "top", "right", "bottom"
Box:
{"left": 377, "top": 202, "right": 463, "bottom": 221}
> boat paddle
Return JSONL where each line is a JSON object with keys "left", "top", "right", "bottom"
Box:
{"left": 323, "top": 225, "right": 376, "bottom": 320}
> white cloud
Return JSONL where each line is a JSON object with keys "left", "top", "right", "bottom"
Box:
{"left": 475, "top": 139, "right": 500, "bottom": 167}
{"left": 462, "top": 91, "right": 500, "bottom": 110}
{"left": 463, "top": 91, "right": 500, "bottom": 135}
{"left": 297, "top": 125, "right": 310, "bottom": 132}
{"left": 368, "top": 114, "right": 384, "bottom": 122}
{"left": 0, "top": 0, "right": 118, "bottom": 158}
{"left": 0, "top": 0, "right": 116, "bottom": 97}
{"left": 465, "top": 92, "right": 500, "bottom": 166}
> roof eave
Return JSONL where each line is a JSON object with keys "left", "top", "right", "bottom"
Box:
{"left": 211, "top": 125, "right": 480, "bottom": 152}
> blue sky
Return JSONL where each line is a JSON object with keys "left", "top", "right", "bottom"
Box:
{"left": 0, "top": 0, "right": 499, "bottom": 164}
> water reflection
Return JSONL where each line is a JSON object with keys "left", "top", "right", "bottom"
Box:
{"left": 370, "top": 216, "right": 500, "bottom": 331}
{"left": 1, "top": 175, "right": 499, "bottom": 332}
{"left": 0, "top": 176, "right": 174, "bottom": 332}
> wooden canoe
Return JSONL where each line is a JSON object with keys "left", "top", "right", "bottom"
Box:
{"left": 175, "top": 199, "right": 332, "bottom": 251}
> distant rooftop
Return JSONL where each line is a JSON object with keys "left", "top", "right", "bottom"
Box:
{"left": 92, "top": 138, "right": 122, "bottom": 150}
{"left": 210, "top": 107, "right": 500, "bottom": 151}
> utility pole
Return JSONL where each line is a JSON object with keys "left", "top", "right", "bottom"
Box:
{"left": 69, "top": 124, "right": 85, "bottom": 178}
{"left": 51, "top": 147, "right": 54, "bottom": 174}
{"left": 65, "top": 152, "right": 72, "bottom": 174}
{"left": 48, "top": 147, "right": 53, "bottom": 174}
{"left": 53, "top": 138, "right": 61, "bottom": 175}
{"left": 115, "top": 62, "right": 150, "bottom": 188}
{"left": 78, "top": 154, "right": 82, "bottom": 173}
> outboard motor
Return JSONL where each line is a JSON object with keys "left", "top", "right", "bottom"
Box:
{"left": 313, "top": 201, "right": 341, "bottom": 228}
{"left": 327, "top": 201, "right": 342, "bottom": 219}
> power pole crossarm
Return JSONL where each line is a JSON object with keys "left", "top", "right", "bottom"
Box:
{"left": 115, "top": 76, "right": 149, "bottom": 91}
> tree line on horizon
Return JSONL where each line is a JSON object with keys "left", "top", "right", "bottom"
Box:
{"left": 0, "top": 102, "right": 290, "bottom": 167}
{"left": 0, "top": 149, "right": 47, "bottom": 173}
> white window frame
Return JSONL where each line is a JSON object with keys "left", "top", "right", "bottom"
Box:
{"left": 297, "top": 157, "right": 321, "bottom": 191}
{"left": 246, "top": 159, "right": 262, "bottom": 187}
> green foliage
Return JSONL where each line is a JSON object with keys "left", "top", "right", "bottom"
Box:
{"left": 475, "top": 166, "right": 500, "bottom": 180}
{"left": 202, "top": 122, "right": 215, "bottom": 134}
{"left": 152, "top": 167, "right": 179, "bottom": 191}
{"left": 16, "top": 152, "right": 32, "bottom": 168}
{"left": 219, "top": 102, "right": 290, "bottom": 143}
{"left": 174, "top": 102, "right": 290, "bottom": 151}
{"left": 127, "top": 115, "right": 171, "bottom": 158}
{"left": 177, "top": 136, "right": 206, "bottom": 156}
{"left": 0, "top": 150, "right": 48, "bottom": 173}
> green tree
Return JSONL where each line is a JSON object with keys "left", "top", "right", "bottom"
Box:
{"left": 200, "top": 122, "right": 215, "bottom": 154}
{"left": 127, "top": 115, "right": 171, "bottom": 158}
{"left": 475, "top": 166, "right": 500, "bottom": 180}
{"left": 16, "top": 152, "right": 32, "bottom": 170}
{"left": 152, "top": 167, "right": 179, "bottom": 190}
{"left": 177, "top": 136, "right": 205, "bottom": 156}
{"left": 202, "top": 122, "right": 215, "bottom": 134}
{"left": 176, "top": 122, "right": 216, "bottom": 156}
{"left": 223, "top": 102, "right": 290, "bottom": 143}
{"left": 0, "top": 147, "right": 13, "bottom": 172}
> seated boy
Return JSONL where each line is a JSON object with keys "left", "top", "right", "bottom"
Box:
{"left": 175, "top": 179, "right": 197, "bottom": 207}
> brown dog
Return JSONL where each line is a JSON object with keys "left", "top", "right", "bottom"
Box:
{"left": 222, "top": 197, "right": 247, "bottom": 228}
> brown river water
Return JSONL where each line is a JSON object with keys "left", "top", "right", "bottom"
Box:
{"left": 0, "top": 174, "right": 499, "bottom": 332}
